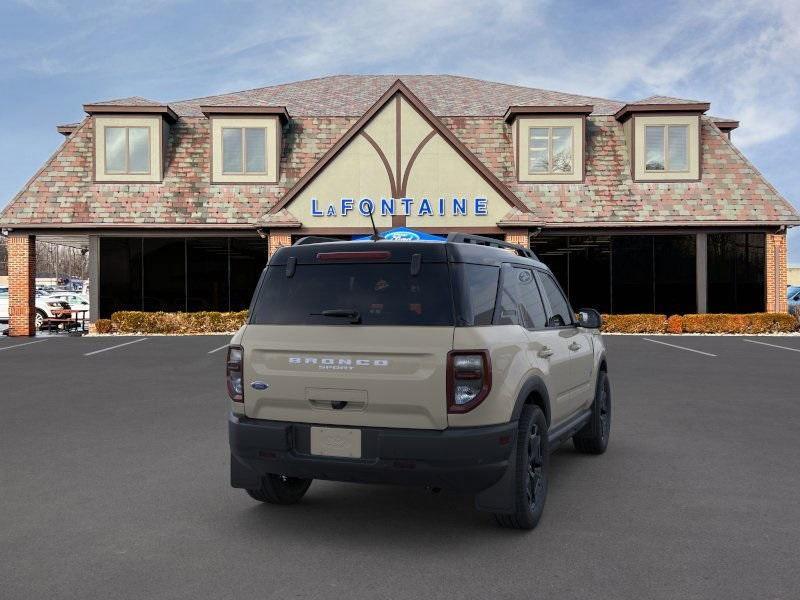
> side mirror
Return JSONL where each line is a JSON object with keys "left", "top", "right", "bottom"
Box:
{"left": 577, "top": 308, "right": 602, "bottom": 329}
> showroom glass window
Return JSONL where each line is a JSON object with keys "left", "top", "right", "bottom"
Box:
{"left": 528, "top": 127, "right": 573, "bottom": 174}
{"left": 707, "top": 233, "right": 765, "bottom": 312}
{"left": 222, "top": 127, "right": 267, "bottom": 174}
{"left": 645, "top": 125, "right": 689, "bottom": 171}
{"left": 104, "top": 126, "right": 150, "bottom": 174}
{"left": 98, "top": 237, "right": 267, "bottom": 317}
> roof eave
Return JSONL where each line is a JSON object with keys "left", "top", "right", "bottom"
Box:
{"left": 83, "top": 104, "right": 179, "bottom": 122}
{"left": 614, "top": 102, "right": 711, "bottom": 122}
{"left": 199, "top": 105, "right": 291, "bottom": 123}
{"left": 504, "top": 104, "right": 594, "bottom": 123}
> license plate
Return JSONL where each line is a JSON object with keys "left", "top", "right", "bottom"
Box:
{"left": 310, "top": 427, "right": 362, "bottom": 458}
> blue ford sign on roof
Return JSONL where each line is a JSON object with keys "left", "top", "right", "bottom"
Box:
{"left": 354, "top": 227, "right": 446, "bottom": 242}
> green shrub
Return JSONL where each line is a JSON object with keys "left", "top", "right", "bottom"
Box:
{"left": 110, "top": 310, "right": 248, "bottom": 334}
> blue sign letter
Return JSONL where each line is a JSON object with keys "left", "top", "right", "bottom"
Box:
{"left": 359, "top": 198, "right": 375, "bottom": 216}
{"left": 341, "top": 198, "right": 354, "bottom": 216}
{"left": 453, "top": 197, "right": 467, "bottom": 216}
{"left": 311, "top": 198, "right": 323, "bottom": 217}
{"left": 381, "top": 198, "right": 395, "bottom": 216}
{"left": 474, "top": 198, "right": 488, "bottom": 216}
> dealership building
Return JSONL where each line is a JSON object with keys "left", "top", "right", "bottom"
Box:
{"left": 1, "top": 75, "right": 798, "bottom": 335}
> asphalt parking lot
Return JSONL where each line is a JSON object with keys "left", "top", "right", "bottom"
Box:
{"left": 1, "top": 334, "right": 799, "bottom": 599}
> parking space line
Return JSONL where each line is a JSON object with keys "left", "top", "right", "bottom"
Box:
{"left": 84, "top": 338, "right": 147, "bottom": 356}
{"left": 0, "top": 339, "right": 49, "bottom": 352}
{"left": 207, "top": 344, "right": 229, "bottom": 355}
{"left": 642, "top": 337, "right": 717, "bottom": 357}
{"left": 743, "top": 339, "right": 800, "bottom": 353}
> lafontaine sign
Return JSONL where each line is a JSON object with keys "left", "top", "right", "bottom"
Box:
{"left": 310, "top": 197, "right": 489, "bottom": 218}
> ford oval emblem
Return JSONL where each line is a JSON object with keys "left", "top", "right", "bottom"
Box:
{"left": 250, "top": 381, "right": 269, "bottom": 390}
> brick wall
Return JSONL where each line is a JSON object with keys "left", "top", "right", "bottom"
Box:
{"left": 765, "top": 232, "right": 788, "bottom": 313}
{"left": 268, "top": 230, "right": 292, "bottom": 258}
{"left": 504, "top": 229, "right": 530, "bottom": 249}
{"left": 7, "top": 234, "right": 36, "bottom": 336}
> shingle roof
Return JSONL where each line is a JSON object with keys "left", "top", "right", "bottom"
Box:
{"left": 2, "top": 75, "right": 796, "bottom": 229}
{"left": 87, "top": 96, "right": 164, "bottom": 107}
{"left": 631, "top": 95, "right": 707, "bottom": 105}
{"left": 168, "top": 74, "right": 626, "bottom": 117}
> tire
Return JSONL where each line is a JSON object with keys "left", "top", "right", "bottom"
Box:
{"left": 35, "top": 309, "right": 46, "bottom": 330}
{"left": 573, "top": 370, "right": 611, "bottom": 455}
{"left": 246, "top": 474, "right": 312, "bottom": 505}
{"left": 494, "top": 405, "right": 549, "bottom": 530}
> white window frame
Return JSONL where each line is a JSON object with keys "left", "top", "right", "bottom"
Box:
{"left": 644, "top": 124, "right": 689, "bottom": 173}
{"left": 104, "top": 126, "right": 152, "bottom": 175}
{"left": 527, "top": 126, "right": 575, "bottom": 175}
{"left": 221, "top": 127, "right": 269, "bottom": 175}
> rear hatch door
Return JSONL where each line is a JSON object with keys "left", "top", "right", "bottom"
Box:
{"left": 242, "top": 243, "right": 454, "bottom": 430}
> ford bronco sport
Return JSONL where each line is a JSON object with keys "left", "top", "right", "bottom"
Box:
{"left": 227, "top": 233, "right": 610, "bottom": 529}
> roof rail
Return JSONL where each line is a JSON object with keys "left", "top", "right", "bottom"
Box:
{"left": 446, "top": 232, "right": 537, "bottom": 260}
{"left": 292, "top": 236, "right": 342, "bottom": 246}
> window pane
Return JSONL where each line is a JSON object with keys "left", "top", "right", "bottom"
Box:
{"left": 244, "top": 128, "right": 266, "bottom": 173}
{"left": 645, "top": 126, "right": 665, "bottom": 171}
{"left": 539, "top": 272, "right": 573, "bottom": 327}
{"left": 551, "top": 127, "right": 573, "bottom": 173}
{"left": 654, "top": 235, "right": 695, "bottom": 314}
{"left": 667, "top": 125, "right": 688, "bottom": 171}
{"left": 565, "top": 236, "right": 611, "bottom": 314}
{"left": 187, "top": 238, "right": 229, "bottom": 311}
{"left": 143, "top": 238, "right": 186, "bottom": 312}
{"left": 127, "top": 127, "right": 150, "bottom": 173}
{"left": 708, "top": 233, "right": 765, "bottom": 313}
{"left": 104, "top": 127, "right": 127, "bottom": 173}
{"left": 229, "top": 237, "right": 267, "bottom": 311}
{"left": 222, "top": 128, "right": 243, "bottom": 173}
{"left": 453, "top": 264, "right": 499, "bottom": 326}
{"left": 99, "top": 237, "right": 142, "bottom": 317}
{"left": 528, "top": 128, "right": 549, "bottom": 173}
{"left": 250, "top": 263, "right": 454, "bottom": 326}
{"left": 612, "top": 236, "right": 654, "bottom": 313}
{"left": 515, "top": 268, "right": 548, "bottom": 328}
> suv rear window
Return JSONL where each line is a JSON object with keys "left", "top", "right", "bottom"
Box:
{"left": 250, "top": 263, "right": 454, "bottom": 326}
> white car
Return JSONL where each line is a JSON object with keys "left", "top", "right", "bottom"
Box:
{"left": 45, "top": 292, "right": 91, "bottom": 321}
{"left": 0, "top": 287, "right": 73, "bottom": 329}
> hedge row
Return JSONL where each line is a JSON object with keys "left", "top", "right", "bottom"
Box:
{"left": 94, "top": 310, "right": 798, "bottom": 334}
{"left": 601, "top": 313, "right": 799, "bottom": 334}
{"left": 109, "top": 311, "right": 248, "bottom": 334}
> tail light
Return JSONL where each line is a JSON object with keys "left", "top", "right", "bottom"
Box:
{"left": 227, "top": 346, "right": 244, "bottom": 402}
{"left": 447, "top": 350, "right": 491, "bottom": 413}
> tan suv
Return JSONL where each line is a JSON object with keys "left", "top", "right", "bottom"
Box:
{"left": 227, "top": 233, "right": 610, "bottom": 529}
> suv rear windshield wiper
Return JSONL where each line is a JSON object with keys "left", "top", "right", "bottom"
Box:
{"left": 310, "top": 309, "right": 362, "bottom": 324}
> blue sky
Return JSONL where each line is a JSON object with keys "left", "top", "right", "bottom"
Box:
{"left": 1, "top": 0, "right": 798, "bottom": 261}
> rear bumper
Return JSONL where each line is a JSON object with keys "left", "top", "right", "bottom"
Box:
{"left": 229, "top": 413, "right": 517, "bottom": 493}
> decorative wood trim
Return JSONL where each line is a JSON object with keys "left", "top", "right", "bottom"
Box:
{"left": 399, "top": 130, "right": 436, "bottom": 197}
{"left": 84, "top": 103, "right": 178, "bottom": 122}
{"left": 360, "top": 131, "right": 398, "bottom": 199}
{"left": 614, "top": 102, "right": 710, "bottom": 122}
{"left": 200, "top": 105, "right": 290, "bottom": 123}
{"left": 268, "top": 79, "right": 530, "bottom": 215}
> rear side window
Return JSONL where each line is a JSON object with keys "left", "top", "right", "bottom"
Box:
{"left": 538, "top": 271, "right": 574, "bottom": 327}
{"left": 250, "top": 262, "right": 454, "bottom": 326}
{"left": 452, "top": 264, "right": 499, "bottom": 326}
{"left": 497, "top": 266, "right": 547, "bottom": 329}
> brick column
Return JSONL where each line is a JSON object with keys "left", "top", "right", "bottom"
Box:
{"left": 765, "top": 232, "right": 788, "bottom": 312}
{"left": 268, "top": 230, "right": 292, "bottom": 259}
{"left": 8, "top": 234, "right": 36, "bottom": 336}
{"left": 504, "top": 229, "right": 530, "bottom": 249}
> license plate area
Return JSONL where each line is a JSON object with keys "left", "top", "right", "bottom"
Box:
{"left": 310, "top": 426, "right": 362, "bottom": 458}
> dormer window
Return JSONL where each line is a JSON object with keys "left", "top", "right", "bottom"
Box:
{"left": 644, "top": 124, "right": 688, "bottom": 172}
{"left": 84, "top": 101, "right": 175, "bottom": 183}
{"left": 505, "top": 106, "right": 591, "bottom": 183}
{"left": 528, "top": 126, "right": 574, "bottom": 174}
{"left": 201, "top": 106, "right": 289, "bottom": 184}
{"left": 105, "top": 126, "right": 151, "bottom": 174}
{"left": 222, "top": 127, "right": 268, "bottom": 174}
